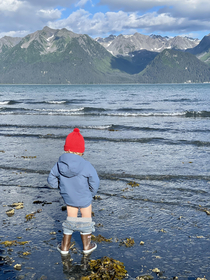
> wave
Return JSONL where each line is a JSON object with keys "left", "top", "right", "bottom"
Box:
{"left": 47, "top": 100, "right": 67, "bottom": 104}
{"left": 0, "top": 101, "right": 10, "bottom": 105}
{"left": 0, "top": 165, "right": 210, "bottom": 182}
{"left": 0, "top": 99, "right": 89, "bottom": 106}
{"left": 1, "top": 123, "right": 210, "bottom": 134}
{"left": 185, "top": 111, "right": 210, "bottom": 118}
{"left": 1, "top": 132, "right": 210, "bottom": 147}
{"left": 44, "top": 99, "right": 88, "bottom": 105}
{"left": 0, "top": 107, "right": 31, "bottom": 114}
{"left": 0, "top": 107, "right": 85, "bottom": 115}
{"left": 1, "top": 133, "right": 163, "bottom": 143}
{"left": 0, "top": 100, "right": 21, "bottom": 105}
{"left": 1, "top": 106, "right": 210, "bottom": 118}
{"left": 99, "top": 172, "right": 210, "bottom": 182}
{"left": 0, "top": 123, "right": 113, "bottom": 130}
{"left": 162, "top": 98, "right": 199, "bottom": 103}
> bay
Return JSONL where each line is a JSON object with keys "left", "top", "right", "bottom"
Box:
{"left": 0, "top": 84, "right": 210, "bottom": 279}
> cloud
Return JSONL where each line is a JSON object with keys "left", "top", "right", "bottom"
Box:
{"left": 0, "top": 0, "right": 65, "bottom": 36}
{"left": 75, "top": 0, "right": 91, "bottom": 8}
{"left": 99, "top": 0, "right": 168, "bottom": 12}
{"left": 0, "top": 0, "right": 23, "bottom": 12}
{"left": 1, "top": 0, "right": 210, "bottom": 39}
{"left": 48, "top": 8, "right": 210, "bottom": 37}
{"left": 98, "top": 0, "right": 210, "bottom": 15}
{"left": 0, "top": 29, "right": 29, "bottom": 38}
{"left": 48, "top": 9, "right": 129, "bottom": 35}
{"left": 22, "top": 0, "right": 77, "bottom": 8}
{"left": 158, "top": 1, "right": 210, "bottom": 21}
{"left": 36, "top": 9, "right": 62, "bottom": 20}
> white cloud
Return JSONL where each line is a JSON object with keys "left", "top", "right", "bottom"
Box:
{"left": 0, "top": 0, "right": 23, "bottom": 12}
{"left": 36, "top": 9, "right": 62, "bottom": 20}
{"left": 48, "top": 8, "right": 210, "bottom": 37}
{"left": 98, "top": 0, "right": 210, "bottom": 23}
{"left": 0, "top": 29, "right": 29, "bottom": 38}
{"left": 1, "top": 0, "right": 210, "bottom": 39}
{"left": 75, "top": 0, "right": 91, "bottom": 8}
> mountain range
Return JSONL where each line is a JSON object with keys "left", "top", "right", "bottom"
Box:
{"left": 0, "top": 26, "right": 210, "bottom": 84}
{"left": 95, "top": 33, "right": 200, "bottom": 56}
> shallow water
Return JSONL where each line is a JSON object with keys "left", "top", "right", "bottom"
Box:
{"left": 0, "top": 84, "right": 210, "bottom": 279}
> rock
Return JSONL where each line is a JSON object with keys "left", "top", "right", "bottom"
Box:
{"left": 10, "top": 202, "right": 24, "bottom": 209}
{"left": 204, "top": 210, "right": 210, "bottom": 215}
{"left": 6, "top": 209, "right": 15, "bottom": 217}
{"left": 136, "top": 275, "right": 153, "bottom": 280}
{"left": 33, "top": 200, "right": 52, "bottom": 205}
{"left": 17, "top": 275, "right": 25, "bottom": 280}
{"left": 152, "top": 268, "right": 160, "bottom": 273}
{"left": 96, "top": 223, "right": 103, "bottom": 227}
{"left": 93, "top": 195, "right": 102, "bottom": 200}
{"left": 23, "top": 251, "right": 31, "bottom": 256}
{"left": 14, "top": 263, "right": 22, "bottom": 270}
{"left": 140, "top": 241, "right": 144, "bottom": 245}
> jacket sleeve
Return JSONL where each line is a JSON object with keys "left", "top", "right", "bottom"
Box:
{"left": 87, "top": 163, "right": 100, "bottom": 197}
{"left": 47, "top": 163, "right": 59, "bottom": 189}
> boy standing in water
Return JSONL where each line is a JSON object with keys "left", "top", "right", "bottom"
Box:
{"left": 47, "top": 128, "right": 100, "bottom": 255}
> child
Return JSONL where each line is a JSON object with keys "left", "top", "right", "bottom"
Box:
{"left": 47, "top": 128, "right": 100, "bottom": 255}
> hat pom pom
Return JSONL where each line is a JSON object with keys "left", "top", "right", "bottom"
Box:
{"left": 74, "top": 128, "right": 80, "bottom": 133}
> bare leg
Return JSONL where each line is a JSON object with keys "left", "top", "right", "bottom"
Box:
{"left": 67, "top": 206, "right": 79, "bottom": 217}
{"left": 80, "top": 204, "right": 92, "bottom": 218}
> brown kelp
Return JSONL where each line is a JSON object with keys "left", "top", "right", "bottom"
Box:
{"left": 82, "top": 256, "right": 127, "bottom": 280}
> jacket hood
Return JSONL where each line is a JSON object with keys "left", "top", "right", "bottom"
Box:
{"left": 57, "top": 153, "right": 85, "bottom": 178}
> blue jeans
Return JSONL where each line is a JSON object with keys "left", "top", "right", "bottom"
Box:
{"left": 62, "top": 217, "right": 95, "bottom": 235}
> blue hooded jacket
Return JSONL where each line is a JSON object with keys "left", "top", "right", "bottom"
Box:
{"left": 47, "top": 153, "right": 100, "bottom": 207}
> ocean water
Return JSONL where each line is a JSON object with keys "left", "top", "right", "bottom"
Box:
{"left": 0, "top": 84, "right": 210, "bottom": 279}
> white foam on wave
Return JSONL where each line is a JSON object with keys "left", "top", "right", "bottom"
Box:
{"left": 34, "top": 107, "right": 84, "bottom": 113}
{"left": 0, "top": 101, "right": 9, "bottom": 105}
{"left": 70, "top": 107, "right": 85, "bottom": 112}
{"left": 47, "top": 101, "right": 66, "bottom": 104}
{"left": 106, "top": 111, "right": 187, "bottom": 117}
{"left": 85, "top": 125, "right": 112, "bottom": 130}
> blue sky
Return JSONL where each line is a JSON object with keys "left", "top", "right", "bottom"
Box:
{"left": 0, "top": 0, "right": 210, "bottom": 39}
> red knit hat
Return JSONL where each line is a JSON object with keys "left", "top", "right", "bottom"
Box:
{"left": 64, "top": 128, "right": 85, "bottom": 153}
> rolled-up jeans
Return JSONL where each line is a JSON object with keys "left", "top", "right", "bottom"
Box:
{"left": 62, "top": 217, "right": 95, "bottom": 235}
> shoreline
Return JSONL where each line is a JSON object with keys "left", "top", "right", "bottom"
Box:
{"left": 1, "top": 184, "right": 210, "bottom": 280}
